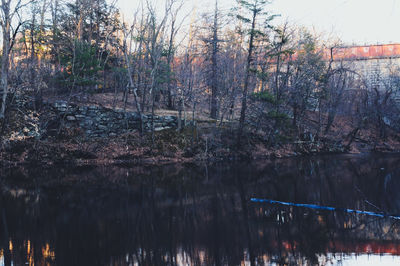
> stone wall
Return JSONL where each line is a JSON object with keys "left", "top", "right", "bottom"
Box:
{"left": 49, "top": 101, "right": 178, "bottom": 138}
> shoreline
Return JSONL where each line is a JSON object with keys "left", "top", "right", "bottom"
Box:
{"left": 1, "top": 138, "right": 399, "bottom": 169}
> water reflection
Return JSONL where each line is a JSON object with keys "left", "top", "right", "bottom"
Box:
{"left": 1, "top": 154, "right": 400, "bottom": 265}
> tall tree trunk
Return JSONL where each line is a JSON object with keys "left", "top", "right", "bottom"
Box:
{"left": 30, "top": 12, "right": 38, "bottom": 110}
{"left": 210, "top": 0, "right": 219, "bottom": 119}
{"left": 237, "top": 7, "right": 257, "bottom": 146}
{"left": 0, "top": 1, "right": 10, "bottom": 119}
{"left": 123, "top": 36, "right": 143, "bottom": 133}
{"left": 166, "top": 19, "right": 175, "bottom": 109}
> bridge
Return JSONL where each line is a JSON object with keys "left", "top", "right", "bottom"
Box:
{"left": 325, "top": 44, "right": 400, "bottom": 93}
{"left": 327, "top": 44, "right": 400, "bottom": 61}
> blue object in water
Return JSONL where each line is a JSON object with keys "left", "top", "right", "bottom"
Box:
{"left": 250, "top": 198, "right": 400, "bottom": 220}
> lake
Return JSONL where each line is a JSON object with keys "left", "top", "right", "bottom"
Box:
{"left": 1, "top": 154, "right": 400, "bottom": 265}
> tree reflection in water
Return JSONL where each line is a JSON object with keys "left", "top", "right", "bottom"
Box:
{"left": 1, "top": 154, "right": 400, "bottom": 265}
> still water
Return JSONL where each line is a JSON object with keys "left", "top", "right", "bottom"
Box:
{"left": 1, "top": 154, "right": 400, "bottom": 265}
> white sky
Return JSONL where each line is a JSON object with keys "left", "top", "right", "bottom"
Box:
{"left": 117, "top": 0, "right": 400, "bottom": 45}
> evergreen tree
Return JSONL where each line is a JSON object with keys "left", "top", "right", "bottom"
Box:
{"left": 234, "top": 0, "right": 276, "bottom": 146}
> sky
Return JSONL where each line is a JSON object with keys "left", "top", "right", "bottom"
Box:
{"left": 117, "top": 0, "right": 400, "bottom": 45}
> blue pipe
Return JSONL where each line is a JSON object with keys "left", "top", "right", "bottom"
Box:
{"left": 250, "top": 198, "right": 400, "bottom": 220}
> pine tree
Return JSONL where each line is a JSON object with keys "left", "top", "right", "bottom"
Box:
{"left": 234, "top": 0, "right": 275, "bottom": 146}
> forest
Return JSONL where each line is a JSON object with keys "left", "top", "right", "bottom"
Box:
{"left": 2, "top": 2, "right": 400, "bottom": 264}
{"left": 1, "top": 0, "right": 400, "bottom": 165}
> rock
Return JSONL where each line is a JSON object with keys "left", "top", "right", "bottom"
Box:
{"left": 54, "top": 101, "right": 67, "bottom": 108}
{"left": 28, "top": 131, "right": 39, "bottom": 137}
{"left": 154, "top": 126, "right": 171, "bottom": 132}
{"left": 100, "top": 114, "right": 111, "bottom": 121}
{"left": 97, "top": 125, "right": 108, "bottom": 130}
{"left": 383, "top": 117, "right": 391, "bottom": 126}
{"left": 48, "top": 101, "right": 178, "bottom": 138}
{"left": 163, "top": 116, "right": 176, "bottom": 122}
{"left": 53, "top": 101, "right": 69, "bottom": 112}
{"left": 78, "top": 106, "right": 88, "bottom": 112}
{"left": 83, "top": 120, "right": 94, "bottom": 126}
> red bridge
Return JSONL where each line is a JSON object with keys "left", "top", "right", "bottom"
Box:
{"left": 325, "top": 44, "right": 400, "bottom": 61}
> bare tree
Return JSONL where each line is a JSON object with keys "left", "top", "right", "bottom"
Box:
{"left": 122, "top": 24, "right": 143, "bottom": 122}
{"left": 165, "top": 0, "right": 185, "bottom": 109}
{"left": 0, "top": 0, "right": 31, "bottom": 119}
{"left": 144, "top": 0, "right": 173, "bottom": 141}
{"left": 209, "top": 0, "right": 220, "bottom": 119}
